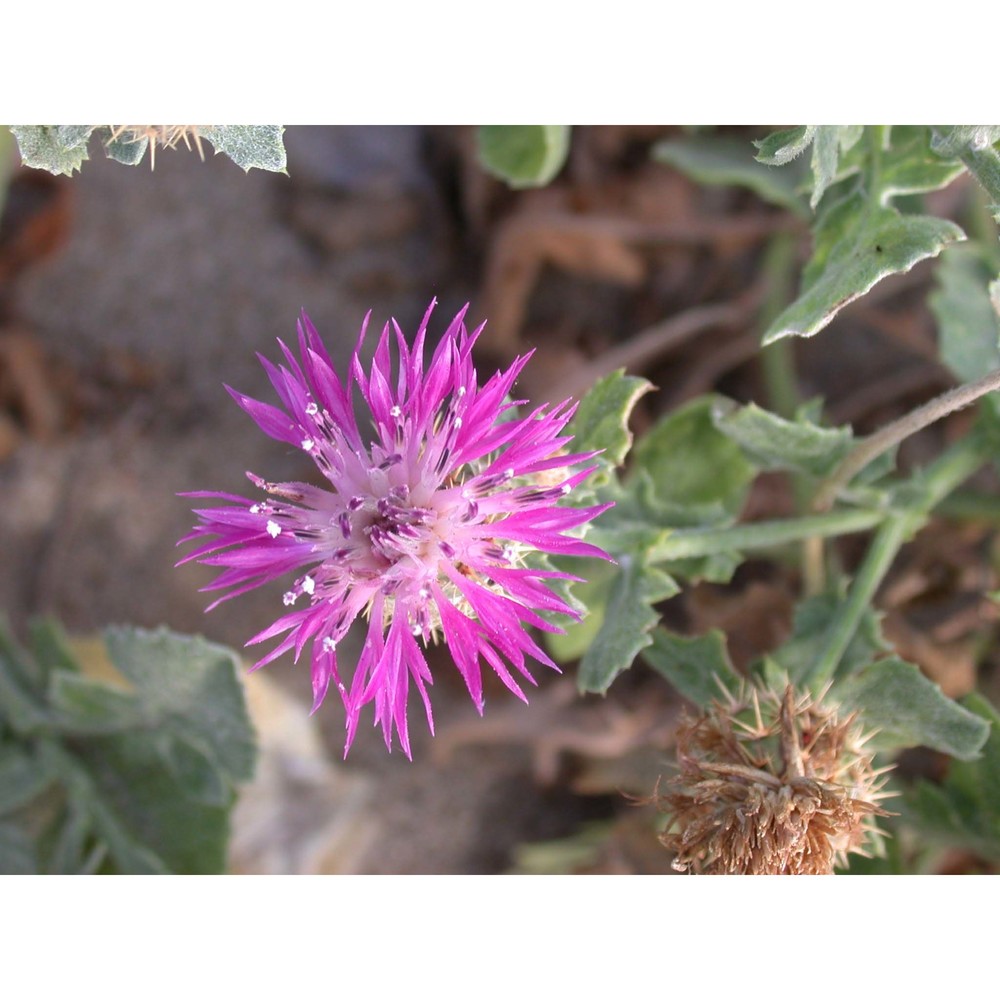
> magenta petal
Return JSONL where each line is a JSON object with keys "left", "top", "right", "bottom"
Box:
{"left": 178, "top": 301, "right": 613, "bottom": 758}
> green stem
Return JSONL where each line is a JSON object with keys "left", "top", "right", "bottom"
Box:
{"left": 758, "top": 235, "right": 800, "bottom": 420}
{"left": 813, "top": 366, "right": 1000, "bottom": 511}
{"left": 866, "top": 126, "right": 889, "bottom": 207}
{"left": 806, "top": 512, "right": 915, "bottom": 687}
{"left": 806, "top": 438, "right": 984, "bottom": 686}
{"left": 649, "top": 507, "right": 885, "bottom": 562}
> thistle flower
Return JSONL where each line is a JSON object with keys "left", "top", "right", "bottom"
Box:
{"left": 179, "top": 302, "right": 611, "bottom": 757}
{"left": 657, "top": 683, "right": 892, "bottom": 874}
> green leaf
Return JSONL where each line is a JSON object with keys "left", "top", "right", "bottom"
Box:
{"left": 577, "top": 559, "right": 679, "bottom": 694}
{"left": 930, "top": 244, "right": 1000, "bottom": 382}
{"left": 809, "top": 126, "right": 865, "bottom": 209}
{"left": 0, "top": 622, "right": 256, "bottom": 874}
{"left": 203, "top": 126, "right": 287, "bottom": 173}
{"left": 771, "top": 590, "right": 889, "bottom": 685}
{"left": 836, "top": 658, "right": 990, "bottom": 759}
{"left": 764, "top": 193, "right": 964, "bottom": 344}
{"left": 160, "top": 735, "right": 229, "bottom": 808}
{"left": 102, "top": 132, "right": 148, "bottom": 166}
{"left": 103, "top": 627, "right": 256, "bottom": 784}
{"left": 47, "top": 798, "right": 98, "bottom": 874}
{"left": 47, "top": 671, "right": 142, "bottom": 734}
{"left": 904, "top": 693, "right": 1000, "bottom": 860}
{"left": 0, "top": 618, "right": 47, "bottom": 694}
{"left": 565, "top": 369, "right": 651, "bottom": 486}
{"left": 545, "top": 557, "right": 619, "bottom": 662}
{"left": 0, "top": 634, "right": 50, "bottom": 735}
{"left": 9, "top": 125, "right": 94, "bottom": 176}
{"left": 631, "top": 396, "right": 756, "bottom": 515}
{"left": 754, "top": 126, "right": 816, "bottom": 166}
{"left": 477, "top": 126, "right": 571, "bottom": 189}
{"left": 0, "top": 822, "right": 37, "bottom": 874}
{"left": 0, "top": 745, "right": 53, "bottom": 815}
{"left": 653, "top": 136, "right": 808, "bottom": 216}
{"left": 879, "top": 127, "right": 966, "bottom": 201}
{"left": 83, "top": 783, "right": 171, "bottom": 874}
{"left": 712, "top": 398, "right": 853, "bottom": 477}
{"left": 642, "top": 628, "right": 742, "bottom": 706}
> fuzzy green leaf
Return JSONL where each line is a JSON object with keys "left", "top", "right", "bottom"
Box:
{"left": 0, "top": 822, "right": 38, "bottom": 874}
{"left": 754, "top": 126, "right": 816, "bottom": 166}
{"left": 203, "top": 126, "right": 287, "bottom": 173}
{"left": 712, "top": 399, "right": 853, "bottom": 477}
{"left": 653, "top": 136, "right": 807, "bottom": 216}
{"left": 642, "top": 628, "right": 741, "bottom": 706}
{"left": 48, "top": 671, "right": 143, "bottom": 734}
{"left": 546, "top": 558, "right": 619, "bottom": 662}
{"left": 477, "top": 126, "right": 571, "bottom": 189}
{"left": 764, "top": 194, "right": 964, "bottom": 344}
{"left": 47, "top": 797, "right": 99, "bottom": 874}
{"left": 930, "top": 245, "right": 1000, "bottom": 382}
{"left": 0, "top": 745, "right": 52, "bottom": 815}
{"left": 837, "top": 658, "right": 990, "bottom": 759}
{"left": 631, "top": 396, "right": 756, "bottom": 515}
{"left": 577, "top": 559, "right": 679, "bottom": 694}
{"left": 809, "top": 126, "right": 863, "bottom": 209}
{"left": 29, "top": 619, "right": 80, "bottom": 676}
{"left": 565, "top": 369, "right": 651, "bottom": 486}
{"left": 103, "top": 627, "right": 256, "bottom": 784}
{"left": 879, "top": 127, "right": 966, "bottom": 201}
{"left": 9, "top": 125, "right": 94, "bottom": 176}
{"left": 102, "top": 133, "right": 148, "bottom": 166}
{"left": 904, "top": 693, "right": 1000, "bottom": 860}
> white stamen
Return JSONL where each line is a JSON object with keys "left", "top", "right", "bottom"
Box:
{"left": 456, "top": 385, "right": 467, "bottom": 397}
{"left": 453, "top": 417, "right": 463, "bottom": 429}
{"left": 301, "top": 438, "right": 315, "bottom": 452}
{"left": 390, "top": 405, "right": 402, "bottom": 418}
{"left": 305, "top": 401, "right": 319, "bottom": 416}
{"left": 250, "top": 504, "right": 262, "bottom": 514}
{"left": 266, "top": 520, "right": 281, "bottom": 538}
{"left": 411, "top": 623, "right": 423, "bottom": 636}
{"left": 283, "top": 591, "right": 296, "bottom": 606}
{"left": 302, "top": 575, "right": 316, "bottom": 595}
{"left": 322, "top": 637, "right": 337, "bottom": 653}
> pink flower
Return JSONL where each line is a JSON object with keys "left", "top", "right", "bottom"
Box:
{"left": 179, "top": 301, "right": 611, "bottom": 757}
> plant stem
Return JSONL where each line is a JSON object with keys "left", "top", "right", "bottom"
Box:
{"left": 813, "top": 366, "right": 1000, "bottom": 512}
{"left": 758, "top": 235, "right": 800, "bottom": 420}
{"left": 806, "top": 512, "right": 915, "bottom": 687}
{"left": 866, "top": 126, "right": 889, "bottom": 207}
{"left": 649, "top": 507, "right": 885, "bottom": 562}
{"left": 806, "top": 438, "right": 984, "bottom": 686}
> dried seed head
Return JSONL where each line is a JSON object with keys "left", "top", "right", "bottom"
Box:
{"left": 657, "top": 683, "right": 893, "bottom": 875}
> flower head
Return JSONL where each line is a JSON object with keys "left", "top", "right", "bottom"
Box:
{"left": 179, "top": 301, "right": 611, "bottom": 757}
{"left": 657, "top": 683, "right": 892, "bottom": 874}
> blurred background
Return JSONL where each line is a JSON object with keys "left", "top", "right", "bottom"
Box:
{"left": 1, "top": 126, "right": 994, "bottom": 873}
